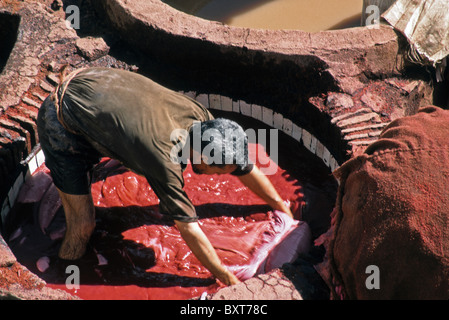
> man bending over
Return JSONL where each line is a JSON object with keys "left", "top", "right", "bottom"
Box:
{"left": 37, "top": 67, "right": 292, "bottom": 286}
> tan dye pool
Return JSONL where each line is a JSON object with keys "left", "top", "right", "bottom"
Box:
{"left": 162, "top": 0, "right": 363, "bottom": 32}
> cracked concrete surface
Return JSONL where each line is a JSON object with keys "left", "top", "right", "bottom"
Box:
{"left": 209, "top": 270, "right": 304, "bottom": 300}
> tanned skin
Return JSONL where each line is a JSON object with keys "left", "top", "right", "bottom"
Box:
{"left": 57, "top": 155, "right": 292, "bottom": 286}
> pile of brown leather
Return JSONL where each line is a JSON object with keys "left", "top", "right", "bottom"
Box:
{"left": 328, "top": 106, "right": 449, "bottom": 299}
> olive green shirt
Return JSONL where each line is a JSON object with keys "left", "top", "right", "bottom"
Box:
{"left": 60, "top": 67, "right": 213, "bottom": 222}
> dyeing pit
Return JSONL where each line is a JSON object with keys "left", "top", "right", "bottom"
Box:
{"left": 161, "top": 0, "right": 363, "bottom": 32}
{"left": 0, "top": 0, "right": 440, "bottom": 300}
{"left": 6, "top": 112, "right": 336, "bottom": 300}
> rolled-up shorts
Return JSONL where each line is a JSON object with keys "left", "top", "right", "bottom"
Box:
{"left": 37, "top": 96, "right": 102, "bottom": 195}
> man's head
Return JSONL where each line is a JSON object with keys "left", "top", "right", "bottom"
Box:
{"left": 188, "top": 118, "right": 250, "bottom": 175}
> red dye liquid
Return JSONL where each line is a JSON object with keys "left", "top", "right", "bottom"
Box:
{"left": 8, "top": 143, "right": 322, "bottom": 300}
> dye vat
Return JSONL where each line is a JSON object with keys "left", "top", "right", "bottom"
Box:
{"left": 6, "top": 117, "right": 337, "bottom": 300}
{"left": 162, "top": 0, "right": 363, "bottom": 32}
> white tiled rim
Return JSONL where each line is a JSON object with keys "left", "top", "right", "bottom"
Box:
{"left": 0, "top": 91, "right": 341, "bottom": 227}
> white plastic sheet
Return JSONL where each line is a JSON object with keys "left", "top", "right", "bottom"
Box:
{"left": 383, "top": 0, "right": 449, "bottom": 66}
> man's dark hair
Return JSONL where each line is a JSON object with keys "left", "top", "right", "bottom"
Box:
{"left": 189, "top": 118, "right": 249, "bottom": 169}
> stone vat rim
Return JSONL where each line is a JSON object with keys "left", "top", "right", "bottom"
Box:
{"left": 102, "top": 0, "right": 398, "bottom": 54}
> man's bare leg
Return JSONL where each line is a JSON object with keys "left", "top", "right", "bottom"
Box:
{"left": 56, "top": 189, "right": 96, "bottom": 260}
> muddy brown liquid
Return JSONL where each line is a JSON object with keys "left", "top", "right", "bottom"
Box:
{"left": 163, "top": 0, "right": 363, "bottom": 32}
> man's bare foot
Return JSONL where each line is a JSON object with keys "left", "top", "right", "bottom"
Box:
{"left": 56, "top": 190, "right": 96, "bottom": 260}
{"left": 58, "top": 222, "right": 95, "bottom": 260}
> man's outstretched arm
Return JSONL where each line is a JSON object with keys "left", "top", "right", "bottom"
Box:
{"left": 237, "top": 165, "right": 294, "bottom": 218}
{"left": 174, "top": 220, "right": 240, "bottom": 286}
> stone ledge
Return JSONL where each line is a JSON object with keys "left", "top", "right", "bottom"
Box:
{"left": 99, "top": 0, "right": 403, "bottom": 95}
{"left": 0, "top": 1, "right": 77, "bottom": 112}
{"left": 0, "top": 235, "right": 16, "bottom": 267}
{"left": 208, "top": 269, "right": 304, "bottom": 300}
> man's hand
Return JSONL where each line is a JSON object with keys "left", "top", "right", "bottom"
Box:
{"left": 174, "top": 220, "right": 240, "bottom": 286}
{"left": 237, "top": 165, "right": 294, "bottom": 218}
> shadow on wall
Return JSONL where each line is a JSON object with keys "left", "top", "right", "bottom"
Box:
{"left": 0, "top": 12, "right": 20, "bottom": 74}
{"left": 162, "top": 0, "right": 275, "bottom": 22}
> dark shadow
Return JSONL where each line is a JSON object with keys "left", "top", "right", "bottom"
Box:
{"left": 95, "top": 202, "right": 275, "bottom": 234}
{"left": 90, "top": 159, "right": 131, "bottom": 184}
{"left": 432, "top": 65, "right": 449, "bottom": 110}
{"left": 0, "top": 12, "right": 20, "bottom": 73}
{"left": 281, "top": 247, "right": 330, "bottom": 300}
{"left": 94, "top": 205, "right": 166, "bottom": 233}
{"left": 328, "top": 13, "right": 362, "bottom": 30}
{"left": 33, "top": 229, "right": 215, "bottom": 288}
{"left": 162, "top": 0, "right": 275, "bottom": 23}
{"left": 162, "top": 0, "right": 215, "bottom": 14}
{"left": 7, "top": 201, "right": 216, "bottom": 288}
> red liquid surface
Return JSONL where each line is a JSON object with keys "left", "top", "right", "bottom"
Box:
{"left": 8, "top": 143, "right": 327, "bottom": 300}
